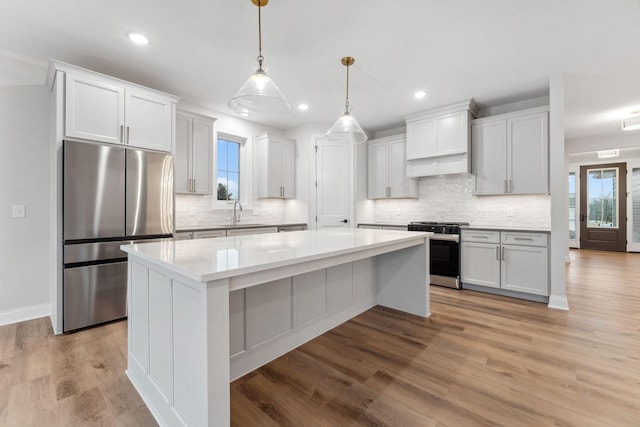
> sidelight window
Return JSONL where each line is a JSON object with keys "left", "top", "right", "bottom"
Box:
{"left": 569, "top": 172, "right": 576, "bottom": 239}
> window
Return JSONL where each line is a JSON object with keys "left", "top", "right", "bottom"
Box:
{"left": 217, "top": 136, "right": 240, "bottom": 201}
{"left": 568, "top": 172, "right": 576, "bottom": 240}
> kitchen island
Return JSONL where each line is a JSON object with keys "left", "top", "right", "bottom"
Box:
{"left": 121, "top": 228, "right": 430, "bottom": 427}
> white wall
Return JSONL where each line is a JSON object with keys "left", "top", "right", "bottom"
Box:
{"left": 0, "top": 85, "right": 51, "bottom": 324}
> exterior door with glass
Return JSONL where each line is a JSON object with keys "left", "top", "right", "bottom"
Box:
{"left": 579, "top": 163, "right": 627, "bottom": 251}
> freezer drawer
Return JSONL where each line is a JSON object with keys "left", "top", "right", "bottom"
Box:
{"left": 63, "top": 261, "right": 127, "bottom": 332}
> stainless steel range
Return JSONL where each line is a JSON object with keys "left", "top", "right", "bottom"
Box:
{"left": 408, "top": 221, "right": 469, "bottom": 289}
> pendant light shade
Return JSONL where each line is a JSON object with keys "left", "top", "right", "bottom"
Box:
{"left": 228, "top": 0, "right": 291, "bottom": 116}
{"left": 326, "top": 111, "right": 368, "bottom": 144}
{"left": 326, "top": 57, "right": 368, "bottom": 144}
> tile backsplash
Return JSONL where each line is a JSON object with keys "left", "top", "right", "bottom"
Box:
{"left": 175, "top": 195, "right": 286, "bottom": 227}
{"left": 374, "top": 174, "right": 551, "bottom": 228}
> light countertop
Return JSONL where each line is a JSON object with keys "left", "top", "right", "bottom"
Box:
{"left": 465, "top": 225, "right": 551, "bottom": 233}
{"left": 122, "top": 228, "right": 431, "bottom": 283}
{"left": 175, "top": 223, "right": 307, "bottom": 232}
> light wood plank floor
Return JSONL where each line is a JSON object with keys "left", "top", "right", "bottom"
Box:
{"left": 1, "top": 249, "right": 639, "bottom": 426}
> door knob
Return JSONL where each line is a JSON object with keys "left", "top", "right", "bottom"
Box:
{"left": 340, "top": 219, "right": 349, "bottom": 223}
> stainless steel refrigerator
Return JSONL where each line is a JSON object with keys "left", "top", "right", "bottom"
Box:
{"left": 63, "top": 140, "right": 173, "bottom": 332}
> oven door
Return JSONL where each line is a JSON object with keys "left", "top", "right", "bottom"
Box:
{"left": 429, "top": 237, "right": 461, "bottom": 289}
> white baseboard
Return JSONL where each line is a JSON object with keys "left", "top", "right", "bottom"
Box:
{"left": 547, "top": 295, "right": 569, "bottom": 311}
{"left": 0, "top": 303, "right": 50, "bottom": 327}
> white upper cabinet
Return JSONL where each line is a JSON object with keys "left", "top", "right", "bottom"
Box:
{"left": 65, "top": 74, "right": 125, "bottom": 145}
{"left": 367, "top": 135, "right": 417, "bottom": 199}
{"left": 175, "top": 111, "right": 215, "bottom": 195}
{"left": 55, "top": 61, "right": 178, "bottom": 152}
{"left": 404, "top": 100, "right": 477, "bottom": 177}
{"left": 124, "top": 90, "right": 174, "bottom": 152}
{"left": 472, "top": 106, "right": 549, "bottom": 195}
{"left": 256, "top": 134, "right": 295, "bottom": 199}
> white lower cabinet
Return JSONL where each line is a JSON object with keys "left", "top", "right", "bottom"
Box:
{"left": 461, "top": 230, "right": 549, "bottom": 297}
{"left": 501, "top": 244, "right": 548, "bottom": 295}
{"left": 460, "top": 241, "right": 501, "bottom": 288}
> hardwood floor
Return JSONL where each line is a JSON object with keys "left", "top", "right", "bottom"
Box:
{"left": 1, "top": 249, "right": 639, "bottom": 426}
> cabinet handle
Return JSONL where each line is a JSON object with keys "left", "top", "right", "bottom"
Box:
{"left": 193, "top": 179, "right": 196, "bottom": 193}
{"left": 508, "top": 179, "right": 512, "bottom": 193}
{"left": 120, "top": 125, "right": 124, "bottom": 143}
{"left": 514, "top": 237, "right": 534, "bottom": 241}
{"left": 126, "top": 126, "right": 130, "bottom": 144}
{"left": 504, "top": 179, "right": 508, "bottom": 194}
{"left": 496, "top": 246, "right": 500, "bottom": 261}
{"left": 501, "top": 246, "right": 505, "bottom": 261}
{"left": 188, "top": 179, "right": 192, "bottom": 192}
{"left": 472, "top": 235, "right": 488, "bottom": 239}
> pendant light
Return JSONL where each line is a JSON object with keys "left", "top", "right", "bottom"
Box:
{"left": 228, "top": 0, "right": 291, "bottom": 115}
{"left": 326, "top": 57, "right": 368, "bottom": 144}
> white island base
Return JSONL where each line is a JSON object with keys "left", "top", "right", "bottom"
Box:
{"left": 122, "top": 229, "right": 430, "bottom": 427}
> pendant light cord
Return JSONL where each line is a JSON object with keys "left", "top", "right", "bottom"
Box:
{"left": 345, "top": 63, "right": 350, "bottom": 112}
{"left": 257, "top": 3, "right": 264, "bottom": 70}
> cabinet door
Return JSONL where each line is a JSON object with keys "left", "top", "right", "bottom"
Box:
{"left": 65, "top": 73, "right": 125, "bottom": 144}
{"left": 281, "top": 141, "right": 295, "bottom": 198}
{"left": 191, "top": 117, "right": 214, "bottom": 195}
{"left": 508, "top": 112, "right": 549, "bottom": 195}
{"left": 125, "top": 90, "right": 173, "bottom": 152}
{"left": 174, "top": 114, "right": 192, "bottom": 194}
{"left": 406, "top": 118, "right": 436, "bottom": 160}
{"left": 388, "top": 139, "right": 412, "bottom": 197}
{"left": 367, "top": 142, "right": 389, "bottom": 199}
{"left": 472, "top": 120, "right": 507, "bottom": 195}
{"left": 436, "top": 111, "right": 467, "bottom": 156}
{"left": 461, "top": 242, "right": 500, "bottom": 288}
{"left": 267, "top": 140, "right": 283, "bottom": 197}
{"left": 501, "top": 245, "right": 548, "bottom": 295}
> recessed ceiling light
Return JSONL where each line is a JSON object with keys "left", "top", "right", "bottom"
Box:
{"left": 297, "top": 104, "right": 309, "bottom": 111}
{"left": 128, "top": 33, "right": 149, "bottom": 45}
{"left": 413, "top": 91, "right": 427, "bottom": 99}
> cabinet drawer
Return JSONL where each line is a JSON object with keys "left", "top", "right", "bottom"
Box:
{"left": 193, "top": 230, "right": 226, "bottom": 239}
{"left": 226, "top": 227, "right": 278, "bottom": 236}
{"left": 461, "top": 230, "right": 500, "bottom": 243}
{"left": 501, "top": 232, "right": 548, "bottom": 247}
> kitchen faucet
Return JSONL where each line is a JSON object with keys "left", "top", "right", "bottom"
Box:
{"left": 232, "top": 201, "right": 243, "bottom": 225}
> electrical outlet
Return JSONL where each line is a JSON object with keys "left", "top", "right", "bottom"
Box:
{"left": 506, "top": 207, "right": 514, "bottom": 217}
{"left": 12, "top": 205, "right": 26, "bottom": 218}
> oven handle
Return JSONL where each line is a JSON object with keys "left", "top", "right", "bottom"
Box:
{"left": 428, "top": 234, "right": 459, "bottom": 243}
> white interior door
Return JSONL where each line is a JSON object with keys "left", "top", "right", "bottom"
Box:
{"left": 315, "top": 138, "right": 353, "bottom": 229}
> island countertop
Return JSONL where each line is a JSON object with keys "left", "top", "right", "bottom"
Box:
{"left": 121, "top": 228, "right": 431, "bottom": 283}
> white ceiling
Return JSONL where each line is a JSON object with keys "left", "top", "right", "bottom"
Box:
{"left": 2, "top": 0, "right": 640, "bottom": 143}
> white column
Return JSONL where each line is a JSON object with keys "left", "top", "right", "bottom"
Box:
{"left": 548, "top": 73, "right": 569, "bottom": 310}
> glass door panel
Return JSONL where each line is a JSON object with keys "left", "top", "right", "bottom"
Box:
{"left": 587, "top": 167, "right": 618, "bottom": 229}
